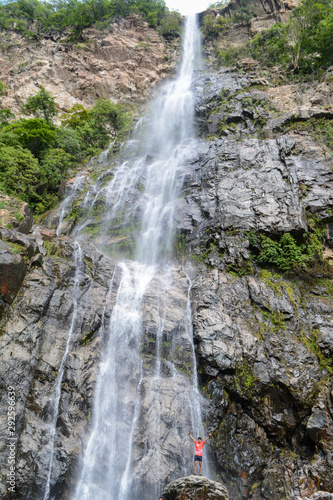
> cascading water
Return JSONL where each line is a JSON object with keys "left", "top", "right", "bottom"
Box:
{"left": 43, "top": 242, "right": 86, "bottom": 500}
{"left": 73, "top": 14, "right": 208, "bottom": 499}
{"left": 56, "top": 175, "right": 86, "bottom": 236}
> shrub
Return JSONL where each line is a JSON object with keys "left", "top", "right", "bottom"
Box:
{"left": 10, "top": 118, "right": 56, "bottom": 159}
{"left": 21, "top": 86, "right": 57, "bottom": 123}
{"left": 249, "top": 232, "right": 323, "bottom": 272}
{"left": 0, "top": 145, "right": 39, "bottom": 200}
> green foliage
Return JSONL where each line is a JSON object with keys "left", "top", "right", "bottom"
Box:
{"left": 60, "top": 104, "right": 90, "bottom": 129}
{"left": 0, "top": 145, "right": 39, "bottom": 199}
{"left": 202, "top": 13, "right": 227, "bottom": 38}
{"left": 0, "top": 87, "right": 130, "bottom": 213}
{"left": 0, "top": 0, "right": 170, "bottom": 40}
{"left": 39, "top": 148, "right": 74, "bottom": 191}
{"left": 218, "top": 0, "right": 333, "bottom": 75}
{"left": 88, "top": 98, "right": 128, "bottom": 139}
{"left": 10, "top": 118, "right": 56, "bottom": 159}
{"left": 0, "top": 82, "right": 7, "bottom": 97}
{"left": 233, "top": 360, "right": 258, "bottom": 398}
{"left": 230, "top": 0, "right": 255, "bottom": 24}
{"left": 59, "top": 99, "right": 131, "bottom": 157}
{"left": 208, "top": 0, "right": 230, "bottom": 7}
{"left": 54, "top": 127, "right": 84, "bottom": 159}
{"left": 21, "top": 86, "right": 57, "bottom": 123}
{"left": 158, "top": 11, "right": 181, "bottom": 38}
{"left": 249, "top": 231, "right": 323, "bottom": 273}
{"left": 0, "top": 81, "right": 15, "bottom": 125}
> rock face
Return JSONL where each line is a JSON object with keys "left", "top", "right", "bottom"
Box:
{"left": 0, "top": 14, "right": 179, "bottom": 117}
{"left": 199, "top": 0, "right": 297, "bottom": 60}
{"left": 0, "top": 192, "right": 33, "bottom": 235}
{"left": 162, "top": 476, "right": 229, "bottom": 500}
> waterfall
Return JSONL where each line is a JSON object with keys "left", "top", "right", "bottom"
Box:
{"left": 56, "top": 175, "right": 86, "bottom": 236}
{"left": 73, "top": 14, "right": 207, "bottom": 500}
{"left": 43, "top": 242, "right": 86, "bottom": 499}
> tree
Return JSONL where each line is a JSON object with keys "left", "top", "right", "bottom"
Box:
{"left": 60, "top": 103, "right": 90, "bottom": 128}
{"left": 0, "top": 81, "right": 15, "bottom": 124}
{"left": 39, "top": 148, "right": 74, "bottom": 192}
{"left": 21, "top": 86, "right": 57, "bottom": 123}
{"left": 11, "top": 118, "right": 56, "bottom": 159}
{"left": 0, "top": 146, "right": 40, "bottom": 200}
{"left": 158, "top": 11, "right": 181, "bottom": 38}
{"left": 88, "top": 98, "right": 128, "bottom": 138}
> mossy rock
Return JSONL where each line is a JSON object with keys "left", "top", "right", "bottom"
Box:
{"left": 0, "top": 191, "right": 33, "bottom": 234}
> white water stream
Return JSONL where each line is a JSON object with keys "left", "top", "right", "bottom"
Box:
{"left": 43, "top": 242, "right": 86, "bottom": 500}
{"left": 72, "top": 14, "right": 207, "bottom": 500}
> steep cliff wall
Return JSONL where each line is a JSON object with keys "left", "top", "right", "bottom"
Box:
{"left": 0, "top": 14, "right": 179, "bottom": 118}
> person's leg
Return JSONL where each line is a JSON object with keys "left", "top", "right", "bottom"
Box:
{"left": 194, "top": 459, "right": 197, "bottom": 474}
{"left": 199, "top": 460, "right": 202, "bottom": 475}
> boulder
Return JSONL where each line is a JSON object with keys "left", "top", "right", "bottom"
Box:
{"left": 162, "top": 476, "right": 229, "bottom": 500}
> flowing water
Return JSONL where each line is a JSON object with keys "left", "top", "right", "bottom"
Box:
{"left": 43, "top": 243, "right": 86, "bottom": 500}
{"left": 72, "top": 14, "right": 208, "bottom": 500}
{"left": 56, "top": 175, "right": 86, "bottom": 236}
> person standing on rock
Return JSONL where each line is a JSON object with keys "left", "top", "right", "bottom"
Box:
{"left": 187, "top": 431, "right": 211, "bottom": 475}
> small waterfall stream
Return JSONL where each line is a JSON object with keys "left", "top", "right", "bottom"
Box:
{"left": 43, "top": 243, "right": 86, "bottom": 499}
{"left": 71, "top": 14, "right": 207, "bottom": 499}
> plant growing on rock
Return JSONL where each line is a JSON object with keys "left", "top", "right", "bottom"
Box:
{"left": 21, "top": 85, "right": 57, "bottom": 124}
{"left": 249, "top": 231, "right": 324, "bottom": 273}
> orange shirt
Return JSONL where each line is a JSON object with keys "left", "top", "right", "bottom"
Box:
{"left": 194, "top": 441, "right": 205, "bottom": 456}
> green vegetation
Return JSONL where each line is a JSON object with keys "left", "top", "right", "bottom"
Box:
{"left": 203, "top": 0, "right": 255, "bottom": 39}
{"left": 204, "top": 0, "right": 333, "bottom": 77}
{"left": 0, "top": 84, "right": 130, "bottom": 213}
{"left": 249, "top": 231, "right": 324, "bottom": 273}
{"left": 283, "top": 118, "right": 333, "bottom": 153}
{"left": 299, "top": 328, "right": 332, "bottom": 372}
{"left": 21, "top": 85, "right": 57, "bottom": 123}
{"left": 157, "top": 10, "right": 182, "bottom": 38}
{"left": 0, "top": 0, "right": 180, "bottom": 41}
{"left": 233, "top": 359, "right": 258, "bottom": 397}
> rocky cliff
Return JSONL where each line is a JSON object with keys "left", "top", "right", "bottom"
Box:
{"left": 1, "top": 5, "right": 333, "bottom": 500}
{"left": 0, "top": 14, "right": 179, "bottom": 118}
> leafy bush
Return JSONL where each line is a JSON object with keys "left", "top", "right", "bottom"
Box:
{"left": 209, "top": 0, "right": 333, "bottom": 75}
{"left": 202, "top": 13, "right": 227, "bottom": 38}
{"left": 249, "top": 232, "right": 323, "bottom": 272}
{"left": 0, "top": 81, "right": 15, "bottom": 124}
{"left": 158, "top": 11, "right": 182, "bottom": 38}
{"left": 0, "top": 87, "right": 131, "bottom": 213}
{"left": 0, "top": 146, "right": 40, "bottom": 200}
{"left": 0, "top": 0, "right": 171, "bottom": 40}
{"left": 10, "top": 118, "right": 56, "bottom": 159}
{"left": 21, "top": 86, "right": 57, "bottom": 123}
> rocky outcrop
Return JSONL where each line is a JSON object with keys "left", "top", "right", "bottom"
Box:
{"left": 0, "top": 192, "right": 33, "bottom": 235}
{"left": 199, "top": 0, "right": 297, "bottom": 61}
{"left": 162, "top": 475, "right": 229, "bottom": 500}
{"left": 0, "top": 14, "right": 180, "bottom": 118}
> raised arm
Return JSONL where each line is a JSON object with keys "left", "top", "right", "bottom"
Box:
{"left": 187, "top": 431, "right": 195, "bottom": 443}
{"left": 203, "top": 433, "right": 212, "bottom": 444}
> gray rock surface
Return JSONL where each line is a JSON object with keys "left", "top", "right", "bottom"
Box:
{"left": 162, "top": 475, "right": 229, "bottom": 500}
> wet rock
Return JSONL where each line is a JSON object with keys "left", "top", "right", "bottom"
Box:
{"left": 162, "top": 475, "right": 229, "bottom": 500}
{"left": 0, "top": 238, "right": 27, "bottom": 314}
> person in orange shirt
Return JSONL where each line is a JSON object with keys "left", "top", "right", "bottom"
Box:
{"left": 187, "top": 431, "right": 212, "bottom": 475}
